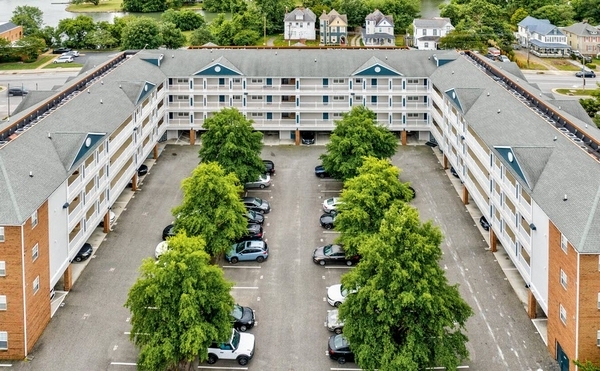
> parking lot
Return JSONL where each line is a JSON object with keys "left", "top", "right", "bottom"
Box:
{"left": 7, "top": 143, "right": 558, "bottom": 371}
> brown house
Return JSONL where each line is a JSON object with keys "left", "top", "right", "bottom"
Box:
{"left": 0, "top": 22, "right": 23, "bottom": 43}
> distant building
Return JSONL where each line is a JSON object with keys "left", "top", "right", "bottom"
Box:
{"left": 0, "top": 22, "right": 23, "bottom": 43}
{"left": 517, "top": 16, "right": 569, "bottom": 58}
{"left": 362, "top": 9, "right": 394, "bottom": 46}
{"left": 319, "top": 10, "right": 348, "bottom": 46}
{"left": 412, "top": 17, "right": 454, "bottom": 50}
{"left": 284, "top": 8, "right": 316, "bottom": 41}
{"left": 561, "top": 21, "right": 600, "bottom": 56}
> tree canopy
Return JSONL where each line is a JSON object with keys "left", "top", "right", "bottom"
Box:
{"left": 335, "top": 157, "right": 413, "bottom": 256}
{"left": 339, "top": 202, "right": 473, "bottom": 371}
{"left": 198, "top": 108, "right": 265, "bottom": 185}
{"left": 121, "top": 17, "right": 162, "bottom": 50}
{"left": 57, "top": 15, "right": 96, "bottom": 49}
{"left": 161, "top": 9, "right": 206, "bottom": 31}
{"left": 125, "top": 233, "right": 234, "bottom": 371}
{"left": 159, "top": 21, "right": 187, "bottom": 49}
{"left": 320, "top": 106, "right": 397, "bottom": 181}
{"left": 172, "top": 161, "right": 248, "bottom": 257}
{"left": 122, "top": 0, "right": 168, "bottom": 12}
{"left": 11, "top": 6, "right": 44, "bottom": 36}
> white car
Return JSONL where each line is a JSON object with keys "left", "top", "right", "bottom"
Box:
{"left": 327, "top": 284, "right": 356, "bottom": 307}
{"left": 155, "top": 241, "right": 169, "bottom": 259}
{"left": 244, "top": 174, "right": 271, "bottom": 189}
{"left": 325, "top": 309, "right": 344, "bottom": 334}
{"left": 62, "top": 50, "right": 79, "bottom": 57}
{"left": 207, "top": 328, "right": 255, "bottom": 366}
{"left": 499, "top": 55, "right": 510, "bottom": 63}
{"left": 53, "top": 56, "right": 74, "bottom": 64}
{"left": 323, "top": 197, "right": 342, "bottom": 213}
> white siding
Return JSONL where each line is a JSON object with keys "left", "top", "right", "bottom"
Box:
{"left": 48, "top": 181, "right": 69, "bottom": 287}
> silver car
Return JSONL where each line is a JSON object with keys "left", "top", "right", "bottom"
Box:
{"left": 53, "top": 56, "right": 74, "bottom": 64}
{"left": 244, "top": 174, "right": 271, "bottom": 189}
{"left": 325, "top": 309, "right": 344, "bottom": 334}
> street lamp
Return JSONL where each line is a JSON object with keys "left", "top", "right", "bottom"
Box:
{"left": 581, "top": 55, "right": 586, "bottom": 89}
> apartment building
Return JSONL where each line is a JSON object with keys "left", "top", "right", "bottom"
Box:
{"left": 1, "top": 49, "right": 600, "bottom": 370}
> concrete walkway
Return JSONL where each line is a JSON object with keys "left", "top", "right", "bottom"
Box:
{"left": 266, "top": 37, "right": 276, "bottom": 46}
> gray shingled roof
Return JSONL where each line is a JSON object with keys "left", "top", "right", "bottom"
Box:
{"left": 365, "top": 9, "right": 393, "bottom": 27}
{"left": 413, "top": 18, "right": 452, "bottom": 29}
{"left": 518, "top": 16, "right": 562, "bottom": 36}
{"left": 0, "top": 22, "right": 19, "bottom": 34}
{"left": 284, "top": 8, "right": 316, "bottom": 22}
{"left": 562, "top": 22, "right": 600, "bottom": 37}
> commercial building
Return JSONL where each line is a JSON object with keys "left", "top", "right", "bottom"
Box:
{"left": 0, "top": 22, "right": 22, "bottom": 43}
{"left": 1, "top": 49, "right": 599, "bottom": 370}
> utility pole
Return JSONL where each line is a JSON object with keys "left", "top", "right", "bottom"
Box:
{"left": 263, "top": 16, "right": 266, "bottom": 46}
{"left": 581, "top": 55, "right": 586, "bottom": 89}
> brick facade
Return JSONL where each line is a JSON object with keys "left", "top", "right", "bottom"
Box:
{"left": 0, "top": 25, "right": 23, "bottom": 43}
{"left": 0, "top": 201, "right": 50, "bottom": 360}
{"left": 577, "top": 254, "right": 600, "bottom": 364}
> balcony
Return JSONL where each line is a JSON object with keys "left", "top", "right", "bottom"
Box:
{"left": 299, "top": 84, "right": 349, "bottom": 92}
{"left": 167, "top": 84, "right": 189, "bottom": 92}
{"left": 389, "top": 119, "right": 430, "bottom": 129}
{"left": 67, "top": 172, "right": 82, "bottom": 197}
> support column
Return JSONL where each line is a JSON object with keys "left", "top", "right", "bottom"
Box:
{"left": 189, "top": 129, "right": 196, "bottom": 145}
{"left": 153, "top": 144, "right": 158, "bottom": 160}
{"left": 103, "top": 212, "right": 110, "bottom": 234}
{"left": 295, "top": 129, "right": 300, "bottom": 146}
{"left": 527, "top": 290, "right": 538, "bottom": 319}
{"left": 462, "top": 185, "right": 469, "bottom": 205}
{"left": 401, "top": 130, "right": 407, "bottom": 146}
{"left": 490, "top": 229, "right": 497, "bottom": 253}
{"left": 442, "top": 154, "right": 448, "bottom": 169}
{"left": 132, "top": 173, "right": 139, "bottom": 191}
{"left": 63, "top": 265, "right": 72, "bottom": 291}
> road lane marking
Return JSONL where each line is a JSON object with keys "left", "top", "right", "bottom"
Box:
{"left": 110, "top": 362, "right": 137, "bottom": 366}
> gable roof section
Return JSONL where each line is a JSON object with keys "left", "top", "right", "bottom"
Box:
{"left": 284, "top": 8, "right": 316, "bottom": 22}
{"left": 352, "top": 56, "right": 401, "bottom": 76}
{"left": 562, "top": 22, "right": 600, "bottom": 36}
{"left": 194, "top": 57, "right": 243, "bottom": 76}
{"left": 0, "top": 22, "right": 20, "bottom": 34}
{"left": 518, "top": 16, "right": 560, "bottom": 36}
{"left": 511, "top": 146, "right": 554, "bottom": 189}
{"left": 413, "top": 17, "right": 452, "bottom": 29}
{"left": 446, "top": 88, "right": 484, "bottom": 114}
{"left": 320, "top": 9, "right": 347, "bottom": 26}
{"left": 366, "top": 9, "right": 394, "bottom": 27}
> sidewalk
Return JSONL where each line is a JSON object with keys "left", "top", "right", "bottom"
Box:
{"left": 0, "top": 52, "right": 82, "bottom": 76}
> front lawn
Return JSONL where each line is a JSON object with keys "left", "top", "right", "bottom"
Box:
{"left": 43, "top": 63, "right": 84, "bottom": 69}
{"left": 67, "top": 0, "right": 123, "bottom": 12}
{"left": 549, "top": 59, "right": 582, "bottom": 71}
{"left": 0, "top": 55, "right": 55, "bottom": 70}
{"left": 555, "top": 88, "right": 598, "bottom": 96}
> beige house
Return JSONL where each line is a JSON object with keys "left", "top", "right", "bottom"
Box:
{"left": 562, "top": 21, "right": 600, "bottom": 56}
{"left": 0, "top": 22, "right": 23, "bottom": 43}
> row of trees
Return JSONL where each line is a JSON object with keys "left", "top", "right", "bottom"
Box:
{"left": 579, "top": 85, "right": 600, "bottom": 127}
{"left": 314, "top": 107, "right": 474, "bottom": 369}
{"left": 125, "top": 108, "right": 265, "bottom": 370}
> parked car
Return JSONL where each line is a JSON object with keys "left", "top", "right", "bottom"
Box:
{"left": 241, "top": 197, "right": 271, "bottom": 214}
{"left": 53, "top": 56, "right": 74, "bottom": 64}
{"left": 328, "top": 334, "right": 355, "bottom": 364}
{"left": 571, "top": 51, "right": 592, "bottom": 63}
{"left": 263, "top": 159, "right": 275, "bottom": 175}
{"left": 301, "top": 131, "right": 316, "bottom": 144}
{"left": 243, "top": 210, "right": 264, "bottom": 225}
{"left": 480, "top": 215, "right": 491, "bottom": 231}
{"left": 207, "top": 329, "right": 255, "bottom": 366}
{"left": 231, "top": 304, "right": 255, "bottom": 332}
{"left": 323, "top": 197, "right": 342, "bottom": 213}
{"left": 99, "top": 211, "right": 116, "bottom": 227}
{"left": 320, "top": 211, "right": 337, "bottom": 229}
{"left": 155, "top": 241, "right": 169, "bottom": 259}
{"left": 315, "top": 164, "right": 330, "bottom": 178}
{"left": 8, "top": 87, "right": 28, "bottom": 96}
{"left": 137, "top": 164, "right": 148, "bottom": 177}
{"left": 407, "top": 186, "right": 416, "bottom": 200}
{"left": 313, "top": 244, "right": 360, "bottom": 266}
{"left": 325, "top": 309, "right": 344, "bottom": 334}
{"left": 327, "top": 284, "right": 356, "bottom": 307}
{"left": 499, "top": 55, "right": 510, "bottom": 63}
{"left": 244, "top": 223, "right": 264, "bottom": 240}
{"left": 62, "top": 50, "right": 79, "bottom": 57}
{"left": 162, "top": 224, "right": 175, "bottom": 240}
{"left": 52, "top": 47, "right": 71, "bottom": 54}
{"left": 244, "top": 174, "right": 271, "bottom": 189}
{"left": 73, "top": 243, "right": 93, "bottom": 262}
{"left": 575, "top": 70, "right": 596, "bottom": 78}
{"left": 226, "top": 240, "right": 269, "bottom": 263}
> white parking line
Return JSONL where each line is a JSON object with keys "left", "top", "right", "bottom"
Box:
{"left": 198, "top": 366, "right": 248, "bottom": 370}
{"left": 110, "top": 362, "right": 137, "bottom": 366}
{"left": 322, "top": 231, "right": 340, "bottom": 234}
{"left": 231, "top": 287, "right": 259, "bottom": 289}
{"left": 222, "top": 266, "right": 261, "bottom": 269}
{"left": 325, "top": 266, "right": 353, "bottom": 269}
{"left": 321, "top": 190, "right": 341, "bottom": 193}
{"left": 0, "top": 364, "right": 12, "bottom": 367}
{"left": 426, "top": 367, "right": 469, "bottom": 370}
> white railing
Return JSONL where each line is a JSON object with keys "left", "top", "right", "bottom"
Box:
{"left": 68, "top": 204, "right": 83, "bottom": 231}
{"left": 67, "top": 176, "right": 82, "bottom": 197}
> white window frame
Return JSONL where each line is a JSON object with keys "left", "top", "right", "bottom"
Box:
{"left": 32, "top": 243, "right": 39, "bottom": 262}
{"left": 33, "top": 276, "right": 40, "bottom": 294}
{"left": 407, "top": 113, "right": 420, "bottom": 118}
{"left": 597, "top": 330, "right": 600, "bottom": 346}
{"left": 232, "top": 95, "right": 242, "bottom": 100}
{"left": 0, "top": 261, "right": 5, "bottom": 276}
{"left": 176, "top": 112, "right": 189, "bottom": 117}
{"left": 560, "top": 269, "right": 567, "bottom": 289}
{"left": 0, "top": 296, "right": 5, "bottom": 311}
{"left": 0, "top": 227, "right": 4, "bottom": 242}
{"left": 332, "top": 112, "right": 343, "bottom": 118}
{"left": 332, "top": 96, "right": 345, "bottom": 101}
{"left": 597, "top": 293, "right": 600, "bottom": 309}
{"left": 250, "top": 96, "right": 263, "bottom": 100}
{"left": 561, "top": 234, "right": 568, "bottom": 253}
{"left": 250, "top": 78, "right": 263, "bottom": 84}
{"left": 176, "top": 78, "right": 187, "bottom": 83}
{"left": 407, "top": 96, "right": 419, "bottom": 101}
{"left": 559, "top": 304, "right": 567, "bottom": 324}
{"left": 332, "top": 78, "right": 344, "bottom": 84}
{"left": 0, "top": 332, "right": 7, "bottom": 350}
{"left": 407, "top": 79, "right": 419, "bottom": 84}
{"left": 31, "top": 210, "right": 38, "bottom": 228}
{"left": 250, "top": 112, "right": 263, "bottom": 117}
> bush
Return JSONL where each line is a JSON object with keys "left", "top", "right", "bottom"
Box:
{"left": 586, "top": 63, "right": 596, "bottom": 70}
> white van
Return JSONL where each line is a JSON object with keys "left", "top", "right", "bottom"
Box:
{"left": 207, "top": 329, "right": 255, "bottom": 366}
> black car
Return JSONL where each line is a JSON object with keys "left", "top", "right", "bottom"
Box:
{"left": 320, "top": 211, "right": 337, "bottom": 229}
{"left": 74, "top": 243, "right": 93, "bottom": 262}
{"left": 8, "top": 87, "right": 29, "bottom": 96}
{"left": 575, "top": 70, "right": 596, "bottom": 78}
{"left": 231, "top": 304, "right": 255, "bottom": 332}
{"left": 52, "top": 47, "right": 71, "bottom": 54}
{"left": 328, "top": 334, "right": 355, "bottom": 364}
{"left": 242, "top": 197, "right": 271, "bottom": 214}
{"left": 480, "top": 215, "right": 491, "bottom": 231}
{"left": 301, "top": 131, "right": 316, "bottom": 145}
{"left": 263, "top": 160, "right": 275, "bottom": 175}
{"left": 313, "top": 244, "right": 360, "bottom": 266}
{"left": 315, "top": 165, "right": 330, "bottom": 178}
{"left": 243, "top": 210, "right": 264, "bottom": 225}
{"left": 162, "top": 224, "right": 176, "bottom": 240}
{"left": 246, "top": 223, "right": 264, "bottom": 239}
{"left": 137, "top": 164, "right": 148, "bottom": 177}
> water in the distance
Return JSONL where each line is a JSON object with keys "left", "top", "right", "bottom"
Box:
{"left": 421, "top": 0, "right": 448, "bottom": 18}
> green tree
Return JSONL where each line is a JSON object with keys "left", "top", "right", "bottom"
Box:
{"left": 510, "top": 7, "right": 529, "bottom": 26}
{"left": 320, "top": 106, "right": 397, "bottom": 181}
{"left": 172, "top": 162, "right": 248, "bottom": 257}
{"left": 71, "top": 0, "right": 101, "bottom": 5}
{"left": 11, "top": 6, "right": 44, "bottom": 36}
{"left": 574, "top": 360, "right": 600, "bottom": 371}
{"left": 31, "top": 26, "right": 59, "bottom": 48}
{"left": 337, "top": 0, "right": 371, "bottom": 28}
{"left": 571, "top": 0, "right": 600, "bottom": 24}
{"left": 160, "top": 21, "right": 187, "bottom": 48}
{"left": 13, "top": 36, "right": 45, "bottom": 62}
{"left": 199, "top": 108, "right": 265, "bottom": 185}
{"left": 531, "top": 4, "right": 575, "bottom": 26}
{"left": 122, "top": 0, "right": 167, "bottom": 12}
{"left": 162, "top": 9, "right": 205, "bottom": 31}
{"left": 335, "top": 157, "right": 413, "bottom": 256}
{"left": 189, "top": 27, "right": 215, "bottom": 45}
{"left": 368, "top": 0, "right": 420, "bottom": 31}
{"left": 125, "top": 233, "right": 234, "bottom": 371}
{"left": 339, "top": 202, "right": 473, "bottom": 371}
{"left": 233, "top": 30, "right": 260, "bottom": 45}
{"left": 254, "top": 0, "right": 294, "bottom": 34}
{"left": 121, "top": 17, "right": 162, "bottom": 50}
{"left": 57, "top": 15, "right": 96, "bottom": 49}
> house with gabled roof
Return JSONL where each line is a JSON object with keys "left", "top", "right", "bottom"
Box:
{"left": 412, "top": 17, "right": 454, "bottom": 50}
{"left": 319, "top": 10, "right": 348, "bottom": 45}
{"left": 517, "top": 16, "right": 569, "bottom": 57}
{"left": 284, "top": 7, "right": 316, "bottom": 41}
{"left": 0, "top": 22, "right": 22, "bottom": 43}
{"left": 362, "top": 9, "right": 394, "bottom": 46}
{"left": 561, "top": 21, "right": 600, "bottom": 56}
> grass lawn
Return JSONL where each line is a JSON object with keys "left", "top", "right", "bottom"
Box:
{"left": 67, "top": 0, "right": 123, "bottom": 12}
{"left": 0, "top": 55, "right": 55, "bottom": 70}
{"left": 513, "top": 55, "right": 547, "bottom": 70}
{"left": 555, "top": 88, "right": 598, "bottom": 96}
{"left": 549, "top": 59, "right": 582, "bottom": 71}
{"left": 43, "top": 63, "right": 84, "bottom": 69}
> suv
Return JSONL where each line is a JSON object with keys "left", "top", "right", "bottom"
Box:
{"left": 207, "top": 329, "right": 255, "bottom": 366}
{"left": 263, "top": 160, "right": 275, "bottom": 175}
{"left": 8, "top": 87, "right": 28, "bottom": 96}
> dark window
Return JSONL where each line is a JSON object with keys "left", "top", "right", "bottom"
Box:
{"left": 219, "top": 95, "right": 225, "bottom": 102}
{"left": 219, "top": 78, "right": 225, "bottom": 86}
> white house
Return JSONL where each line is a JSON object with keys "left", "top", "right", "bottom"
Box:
{"left": 362, "top": 9, "right": 394, "bottom": 46}
{"left": 412, "top": 17, "right": 454, "bottom": 50}
{"left": 284, "top": 7, "right": 316, "bottom": 41}
{"left": 517, "top": 16, "right": 569, "bottom": 57}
